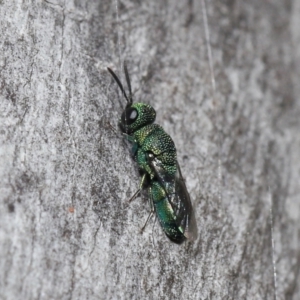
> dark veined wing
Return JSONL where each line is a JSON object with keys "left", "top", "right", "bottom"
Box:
{"left": 174, "top": 162, "right": 198, "bottom": 241}
{"left": 150, "top": 156, "right": 198, "bottom": 242}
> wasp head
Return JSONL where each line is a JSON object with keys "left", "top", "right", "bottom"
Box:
{"left": 119, "top": 103, "right": 156, "bottom": 134}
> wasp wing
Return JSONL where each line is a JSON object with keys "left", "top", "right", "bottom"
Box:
{"left": 174, "top": 162, "right": 198, "bottom": 241}
{"left": 150, "top": 156, "right": 198, "bottom": 242}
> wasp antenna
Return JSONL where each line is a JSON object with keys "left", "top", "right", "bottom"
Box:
{"left": 123, "top": 61, "right": 133, "bottom": 104}
{"left": 107, "top": 67, "right": 129, "bottom": 103}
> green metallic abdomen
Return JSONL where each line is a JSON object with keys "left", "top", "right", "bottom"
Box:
{"left": 150, "top": 181, "right": 185, "bottom": 244}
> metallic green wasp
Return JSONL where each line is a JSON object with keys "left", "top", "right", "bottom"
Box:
{"left": 108, "top": 64, "right": 197, "bottom": 244}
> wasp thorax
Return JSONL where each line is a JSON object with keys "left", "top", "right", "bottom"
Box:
{"left": 120, "top": 103, "right": 156, "bottom": 134}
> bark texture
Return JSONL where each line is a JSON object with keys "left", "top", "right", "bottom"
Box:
{"left": 1, "top": 0, "right": 300, "bottom": 299}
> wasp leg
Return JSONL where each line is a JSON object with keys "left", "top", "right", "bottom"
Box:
{"left": 122, "top": 133, "right": 135, "bottom": 142}
{"left": 106, "top": 123, "right": 135, "bottom": 142}
{"left": 140, "top": 187, "right": 155, "bottom": 234}
{"left": 127, "top": 173, "right": 147, "bottom": 203}
{"left": 105, "top": 121, "right": 124, "bottom": 139}
{"left": 140, "top": 210, "right": 154, "bottom": 234}
{"left": 127, "top": 189, "right": 141, "bottom": 203}
{"left": 122, "top": 133, "right": 138, "bottom": 156}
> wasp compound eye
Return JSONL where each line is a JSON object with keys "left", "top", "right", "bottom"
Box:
{"left": 129, "top": 108, "right": 138, "bottom": 120}
{"left": 122, "top": 107, "right": 138, "bottom": 125}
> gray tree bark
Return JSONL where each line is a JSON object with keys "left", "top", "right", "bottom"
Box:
{"left": 1, "top": 0, "right": 300, "bottom": 299}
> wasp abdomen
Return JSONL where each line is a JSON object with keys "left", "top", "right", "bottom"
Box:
{"left": 150, "top": 180, "right": 185, "bottom": 244}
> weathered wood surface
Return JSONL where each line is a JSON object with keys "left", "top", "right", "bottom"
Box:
{"left": 1, "top": 0, "right": 299, "bottom": 299}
